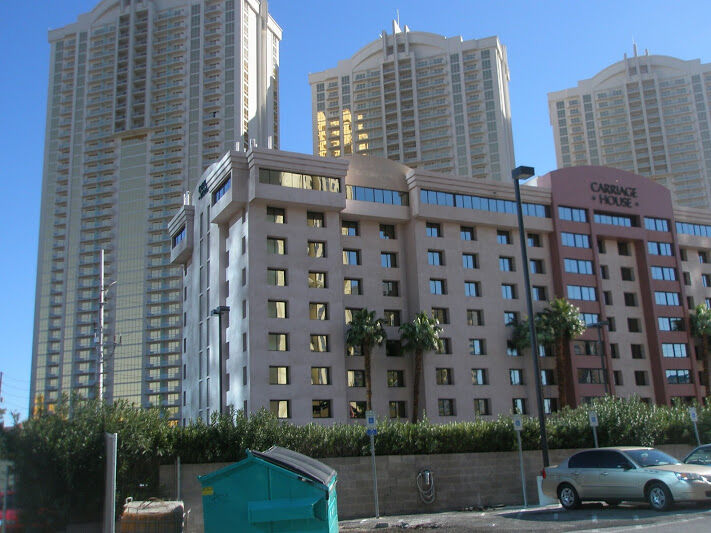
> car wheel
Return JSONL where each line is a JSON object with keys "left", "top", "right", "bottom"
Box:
{"left": 558, "top": 483, "right": 581, "bottom": 510}
{"left": 604, "top": 499, "right": 621, "bottom": 507}
{"left": 647, "top": 482, "right": 673, "bottom": 511}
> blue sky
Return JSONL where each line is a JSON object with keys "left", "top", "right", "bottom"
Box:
{"left": 0, "top": 0, "right": 709, "bottom": 424}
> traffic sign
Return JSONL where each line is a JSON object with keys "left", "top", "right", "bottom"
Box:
{"left": 588, "top": 411, "right": 599, "bottom": 427}
{"left": 366, "top": 428, "right": 377, "bottom": 437}
{"left": 689, "top": 407, "right": 698, "bottom": 422}
{"left": 366, "top": 410, "right": 376, "bottom": 429}
{"left": 512, "top": 414, "right": 523, "bottom": 432}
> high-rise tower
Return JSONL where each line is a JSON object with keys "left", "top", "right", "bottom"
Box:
{"left": 308, "top": 21, "right": 515, "bottom": 182}
{"left": 30, "top": 0, "right": 281, "bottom": 420}
{"left": 548, "top": 49, "right": 711, "bottom": 209}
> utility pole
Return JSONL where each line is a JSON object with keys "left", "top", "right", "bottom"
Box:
{"left": 95, "top": 250, "right": 117, "bottom": 402}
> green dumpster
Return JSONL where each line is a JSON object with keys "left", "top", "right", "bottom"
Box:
{"left": 198, "top": 446, "right": 338, "bottom": 532}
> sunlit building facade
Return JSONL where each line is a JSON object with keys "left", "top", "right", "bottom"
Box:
{"left": 171, "top": 147, "right": 711, "bottom": 425}
{"left": 308, "top": 21, "right": 515, "bottom": 181}
{"left": 30, "top": 0, "right": 281, "bottom": 419}
{"left": 548, "top": 48, "right": 711, "bottom": 209}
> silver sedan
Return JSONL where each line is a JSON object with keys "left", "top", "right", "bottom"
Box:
{"left": 541, "top": 447, "right": 711, "bottom": 511}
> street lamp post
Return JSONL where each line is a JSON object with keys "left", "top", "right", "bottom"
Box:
{"left": 211, "top": 305, "right": 230, "bottom": 415}
{"left": 589, "top": 320, "right": 610, "bottom": 395}
{"left": 512, "top": 165, "right": 550, "bottom": 467}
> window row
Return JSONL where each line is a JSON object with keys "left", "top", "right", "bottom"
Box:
{"left": 420, "top": 189, "right": 549, "bottom": 218}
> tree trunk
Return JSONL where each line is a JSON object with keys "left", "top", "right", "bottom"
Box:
{"left": 704, "top": 336, "right": 711, "bottom": 401}
{"left": 364, "top": 346, "right": 372, "bottom": 411}
{"left": 555, "top": 339, "right": 568, "bottom": 408}
{"left": 412, "top": 349, "right": 423, "bottom": 423}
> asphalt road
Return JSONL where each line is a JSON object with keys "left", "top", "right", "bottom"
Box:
{"left": 339, "top": 502, "right": 711, "bottom": 532}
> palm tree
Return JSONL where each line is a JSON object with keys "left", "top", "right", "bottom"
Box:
{"left": 399, "top": 312, "right": 443, "bottom": 422}
{"left": 508, "top": 316, "right": 533, "bottom": 356}
{"left": 690, "top": 303, "right": 711, "bottom": 399}
{"left": 345, "top": 309, "right": 387, "bottom": 411}
{"left": 536, "top": 298, "right": 586, "bottom": 408}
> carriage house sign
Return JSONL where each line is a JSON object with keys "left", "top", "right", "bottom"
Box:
{"left": 590, "top": 180, "right": 639, "bottom": 208}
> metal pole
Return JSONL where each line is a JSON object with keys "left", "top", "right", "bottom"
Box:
{"left": 592, "top": 425, "right": 599, "bottom": 448}
{"left": 369, "top": 433, "right": 380, "bottom": 518}
{"left": 513, "top": 170, "right": 550, "bottom": 467}
{"left": 176, "top": 456, "right": 181, "bottom": 500}
{"left": 692, "top": 420, "right": 701, "bottom": 447}
{"left": 98, "top": 249, "right": 105, "bottom": 402}
{"left": 216, "top": 311, "right": 223, "bottom": 416}
{"left": 516, "top": 430, "right": 527, "bottom": 507}
{"left": 592, "top": 322, "right": 610, "bottom": 395}
{"left": 104, "top": 432, "right": 117, "bottom": 533}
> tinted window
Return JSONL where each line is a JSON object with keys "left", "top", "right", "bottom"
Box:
{"left": 568, "top": 450, "right": 602, "bottom": 468}
{"left": 597, "top": 451, "right": 633, "bottom": 469}
{"left": 626, "top": 448, "right": 679, "bottom": 467}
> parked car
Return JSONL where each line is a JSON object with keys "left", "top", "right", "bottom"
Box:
{"left": 541, "top": 447, "right": 711, "bottom": 511}
{"left": 683, "top": 444, "right": 711, "bottom": 466}
{"left": 0, "top": 491, "right": 21, "bottom": 531}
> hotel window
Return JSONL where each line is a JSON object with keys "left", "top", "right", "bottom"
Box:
{"left": 621, "top": 267, "right": 635, "bottom": 281}
{"left": 432, "top": 307, "right": 449, "bottom": 324}
{"left": 383, "top": 310, "right": 401, "bottom": 327}
{"left": 349, "top": 401, "right": 366, "bottom": 419}
{"left": 703, "top": 274, "right": 711, "bottom": 287}
{"left": 269, "top": 366, "right": 289, "bottom": 385}
{"left": 381, "top": 252, "right": 397, "bottom": 268}
{"left": 564, "top": 258, "right": 593, "bottom": 274}
{"left": 307, "top": 241, "right": 326, "bottom": 258}
{"left": 471, "top": 368, "right": 488, "bottom": 385}
{"left": 655, "top": 291, "right": 680, "bottom": 306}
{"left": 343, "top": 278, "right": 361, "bottom": 295}
{"left": 438, "top": 399, "right": 456, "bottom": 416}
{"left": 683, "top": 272, "right": 691, "bottom": 286}
{"left": 462, "top": 253, "right": 478, "bottom": 269}
{"left": 426, "top": 222, "right": 441, "bottom": 237}
{"left": 666, "top": 369, "right": 691, "bottom": 384}
{"left": 544, "top": 398, "right": 558, "bottom": 414}
{"left": 474, "top": 398, "right": 491, "bottom": 416}
{"left": 631, "top": 344, "right": 645, "bottom": 359}
{"left": 267, "top": 268, "right": 287, "bottom": 286}
{"left": 342, "top": 249, "right": 360, "bottom": 265}
{"left": 311, "top": 367, "right": 331, "bottom": 385}
{"left": 662, "top": 343, "right": 687, "bottom": 358}
{"left": 529, "top": 259, "right": 544, "bottom": 274}
{"left": 341, "top": 220, "right": 359, "bottom": 236}
{"left": 436, "top": 368, "right": 454, "bottom": 385}
{"left": 645, "top": 217, "right": 669, "bottom": 232}
{"left": 267, "top": 300, "right": 288, "bottom": 319}
{"left": 527, "top": 233, "right": 541, "bottom": 247}
{"left": 386, "top": 339, "right": 403, "bottom": 356}
{"left": 267, "top": 237, "right": 286, "bottom": 255}
{"left": 624, "top": 293, "right": 637, "bottom": 307}
{"left": 700, "top": 251, "right": 709, "bottom": 264}
{"left": 469, "top": 338, "right": 486, "bottom": 355}
{"left": 307, "top": 211, "right": 325, "bottom": 227}
{"left": 680, "top": 248, "right": 688, "bottom": 261}
{"left": 428, "top": 250, "right": 444, "bottom": 266}
{"left": 634, "top": 371, "right": 648, "bottom": 386}
{"left": 648, "top": 241, "right": 673, "bottom": 256}
{"left": 379, "top": 224, "right": 396, "bottom": 239}
{"left": 387, "top": 370, "right": 405, "bottom": 387}
{"left": 613, "top": 371, "right": 623, "bottom": 386}
{"left": 618, "top": 241, "right": 630, "bottom": 256}
{"left": 594, "top": 212, "right": 635, "bottom": 227}
{"left": 504, "top": 311, "right": 518, "bottom": 326}
{"left": 496, "top": 230, "right": 511, "bottom": 245}
{"left": 512, "top": 398, "right": 527, "bottom": 414}
{"left": 651, "top": 266, "right": 676, "bottom": 280}
{"left": 561, "top": 232, "right": 590, "bottom": 248}
{"left": 499, "top": 256, "right": 515, "bottom": 272}
{"left": 383, "top": 280, "right": 399, "bottom": 297}
{"left": 467, "top": 309, "right": 484, "bottom": 326}
{"left": 266, "top": 206, "right": 286, "bottom": 224}
{"left": 567, "top": 285, "right": 597, "bottom": 301}
{"left": 540, "top": 369, "right": 555, "bottom": 386}
{"left": 573, "top": 340, "right": 598, "bottom": 356}
{"left": 312, "top": 400, "right": 332, "bottom": 418}
{"left": 659, "top": 317, "right": 684, "bottom": 331}
{"left": 507, "top": 341, "right": 519, "bottom": 356}
{"left": 268, "top": 333, "right": 288, "bottom": 351}
{"left": 501, "top": 284, "right": 517, "bottom": 299}
{"left": 532, "top": 286, "right": 547, "bottom": 301}
{"left": 346, "top": 342, "right": 362, "bottom": 356}
{"left": 309, "top": 303, "right": 329, "bottom": 320}
{"left": 465, "top": 281, "right": 481, "bottom": 297}
{"left": 578, "top": 368, "right": 604, "bottom": 384}
{"left": 558, "top": 206, "right": 587, "bottom": 222}
{"left": 627, "top": 318, "right": 641, "bottom": 333}
{"left": 509, "top": 369, "right": 524, "bottom": 385}
{"left": 389, "top": 401, "right": 407, "bottom": 419}
{"left": 598, "top": 239, "right": 606, "bottom": 254}
{"left": 600, "top": 265, "right": 609, "bottom": 279}
{"left": 270, "top": 400, "right": 290, "bottom": 419}
{"left": 429, "top": 279, "right": 446, "bottom": 295}
{"left": 435, "top": 338, "right": 452, "bottom": 354}
{"left": 310, "top": 335, "right": 329, "bottom": 352}
{"left": 347, "top": 370, "right": 365, "bottom": 387}
{"left": 212, "top": 174, "right": 231, "bottom": 204}
{"left": 308, "top": 271, "right": 327, "bottom": 288}
{"left": 460, "top": 226, "right": 476, "bottom": 241}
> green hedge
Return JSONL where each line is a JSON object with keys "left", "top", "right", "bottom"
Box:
{"left": 1, "top": 396, "right": 708, "bottom": 529}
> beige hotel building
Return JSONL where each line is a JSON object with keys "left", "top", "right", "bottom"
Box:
{"left": 170, "top": 147, "right": 711, "bottom": 425}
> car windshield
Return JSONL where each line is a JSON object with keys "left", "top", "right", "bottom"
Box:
{"left": 626, "top": 449, "right": 679, "bottom": 467}
{"left": 685, "top": 446, "right": 711, "bottom": 465}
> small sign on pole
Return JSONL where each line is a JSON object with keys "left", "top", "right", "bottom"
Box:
{"left": 365, "top": 410, "right": 380, "bottom": 518}
{"left": 689, "top": 407, "right": 701, "bottom": 446}
{"left": 512, "top": 415, "right": 527, "bottom": 507}
{"left": 589, "top": 411, "right": 599, "bottom": 448}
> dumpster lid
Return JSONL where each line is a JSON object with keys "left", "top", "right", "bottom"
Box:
{"left": 251, "top": 446, "right": 336, "bottom": 487}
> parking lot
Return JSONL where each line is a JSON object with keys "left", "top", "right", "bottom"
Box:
{"left": 340, "top": 502, "right": 711, "bottom": 532}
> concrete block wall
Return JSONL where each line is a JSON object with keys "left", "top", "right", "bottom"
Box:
{"left": 159, "top": 444, "right": 693, "bottom": 533}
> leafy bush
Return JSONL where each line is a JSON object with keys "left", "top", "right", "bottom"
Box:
{"left": 1, "top": 395, "right": 708, "bottom": 530}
